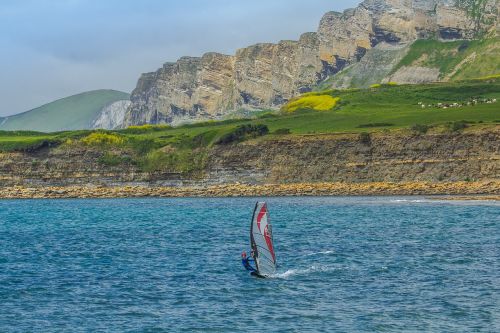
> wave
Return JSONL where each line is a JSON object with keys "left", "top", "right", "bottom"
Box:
{"left": 271, "top": 264, "right": 335, "bottom": 279}
{"left": 390, "top": 199, "right": 427, "bottom": 203}
{"left": 305, "top": 250, "right": 335, "bottom": 256}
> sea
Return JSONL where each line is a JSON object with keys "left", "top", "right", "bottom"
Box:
{"left": 0, "top": 197, "right": 498, "bottom": 332}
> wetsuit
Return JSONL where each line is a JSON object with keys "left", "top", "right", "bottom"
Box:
{"left": 242, "top": 257, "right": 256, "bottom": 272}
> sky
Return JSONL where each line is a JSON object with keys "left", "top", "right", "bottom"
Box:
{"left": 0, "top": 0, "right": 359, "bottom": 116}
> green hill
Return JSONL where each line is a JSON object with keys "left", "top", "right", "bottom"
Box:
{"left": 0, "top": 90, "right": 129, "bottom": 132}
{"left": 324, "top": 36, "right": 499, "bottom": 89}
{"left": 0, "top": 79, "right": 498, "bottom": 156}
{"left": 392, "top": 37, "right": 500, "bottom": 81}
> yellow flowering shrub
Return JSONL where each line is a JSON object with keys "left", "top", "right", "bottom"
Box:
{"left": 283, "top": 95, "right": 340, "bottom": 113}
{"left": 128, "top": 125, "right": 153, "bottom": 130}
{"left": 81, "top": 132, "right": 125, "bottom": 146}
{"left": 124, "top": 124, "right": 171, "bottom": 134}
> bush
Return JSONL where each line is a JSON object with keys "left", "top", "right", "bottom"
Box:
{"left": 0, "top": 138, "right": 60, "bottom": 152}
{"left": 359, "top": 132, "right": 371, "bottom": 144}
{"left": 191, "top": 131, "right": 218, "bottom": 148}
{"left": 449, "top": 121, "right": 468, "bottom": 132}
{"left": 370, "top": 84, "right": 381, "bottom": 89}
{"left": 274, "top": 128, "right": 291, "bottom": 135}
{"left": 139, "top": 150, "right": 207, "bottom": 174}
{"left": 410, "top": 124, "right": 430, "bottom": 134}
{"left": 282, "top": 95, "right": 340, "bottom": 113}
{"left": 122, "top": 124, "right": 170, "bottom": 134}
{"left": 99, "top": 152, "right": 129, "bottom": 166}
{"left": 127, "top": 138, "right": 158, "bottom": 154}
{"left": 216, "top": 124, "right": 269, "bottom": 145}
{"left": 81, "top": 132, "right": 125, "bottom": 146}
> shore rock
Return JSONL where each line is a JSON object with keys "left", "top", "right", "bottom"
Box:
{"left": 0, "top": 181, "right": 498, "bottom": 199}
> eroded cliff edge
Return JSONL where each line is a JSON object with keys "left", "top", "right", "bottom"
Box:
{"left": 1, "top": 128, "right": 498, "bottom": 193}
{"left": 124, "top": 0, "right": 499, "bottom": 126}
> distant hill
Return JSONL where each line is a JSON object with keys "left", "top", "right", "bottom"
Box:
{"left": 0, "top": 90, "right": 129, "bottom": 132}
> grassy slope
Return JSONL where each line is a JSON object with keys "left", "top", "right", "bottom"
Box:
{"left": 321, "top": 36, "right": 500, "bottom": 90}
{"left": 0, "top": 90, "right": 129, "bottom": 132}
{"left": 393, "top": 37, "right": 500, "bottom": 80}
{"left": 1, "top": 79, "right": 498, "bottom": 173}
{"left": 1, "top": 79, "right": 498, "bottom": 150}
{"left": 320, "top": 44, "right": 409, "bottom": 89}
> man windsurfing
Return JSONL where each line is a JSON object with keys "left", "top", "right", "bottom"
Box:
{"left": 241, "top": 251, "right": 256, "bottom": 273}
{"left": 242, "top": 202, "right": 277, "bottom": 278}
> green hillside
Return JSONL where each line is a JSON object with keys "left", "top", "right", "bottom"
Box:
{"left": 392, "top": 36, "right": 500, "bottom": 81}
{"left": 2, "top": 80, "right": 498, "bottom": 142}
{"left": 0, "top": 79, "right": 498, "bottom": 177}
{"left": 0, "top": 90, "right": 129, "bottom": 132}
{"left": 321, "top": 36, "right": 499, "bottom": 89}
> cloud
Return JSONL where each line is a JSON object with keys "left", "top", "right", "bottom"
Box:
{"left": 0, "top": 0, "right": 360, "bottom": 116}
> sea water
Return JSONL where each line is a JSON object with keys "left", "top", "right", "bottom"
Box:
{"left": 0, "top": 197, "right": 498, "bottom": 332}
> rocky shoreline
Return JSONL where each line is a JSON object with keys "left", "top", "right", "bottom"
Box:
{"left": 0, "top": 181, "right": 498, "bottom": 199}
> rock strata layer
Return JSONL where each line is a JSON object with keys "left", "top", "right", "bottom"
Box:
{"left": 0, "top": 128, "right": 498, "bottom": 190}
{"left": 125, "top": 0, "right": 498, "bottom": 126}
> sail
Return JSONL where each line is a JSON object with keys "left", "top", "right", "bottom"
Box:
{"left": 250, "top": 202, "right": 276, "bottom": 276}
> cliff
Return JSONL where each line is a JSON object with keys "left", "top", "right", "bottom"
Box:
{"left": 124, "top": 0, "right": 498, "bottom": 126}
{"left": 91, "top": 100, "right": 132, "bottom": 130}
{"left": 1, "top": 128, "right": 498, "bottom": 188}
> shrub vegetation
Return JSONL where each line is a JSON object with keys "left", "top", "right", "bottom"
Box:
{"left": 81, "top": 132, "right": 125, "bottom": 146}
{"left": 283, "top": 95, "right": 340, "bottom": 113}
{"left": 216, "top": 124, "right": 269, "bottom": 145}
{"left": 411, "top": 124, "right": 430, "bottom": 134}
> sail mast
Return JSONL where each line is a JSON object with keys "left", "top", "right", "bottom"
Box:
{"left": 250, "top": 202, "right": 276, "bottom": 276}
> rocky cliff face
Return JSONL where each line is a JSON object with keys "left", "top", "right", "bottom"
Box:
{"left": 124, "top": 0, "right": 497, "bottom": 126}
{"left": 0, "top": 129, "right": 498, "bottom": 187}
{"left": 92, "top": 100, "right": 131, "bottom": 130}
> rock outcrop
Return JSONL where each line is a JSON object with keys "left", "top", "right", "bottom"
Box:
{"left": 92, "top": 100, "right": 131, "bottom": 130}
{"left": 328, "top": 42, "right": 410, "bottom": 89}
{"left": 1, "top": 128, "right": 498, "bottom": 188}
{"left": 124, "top": 0, "right": 498, "bottom": 126}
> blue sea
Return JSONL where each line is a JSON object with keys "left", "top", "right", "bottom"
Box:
{"left": 0, "top": 197, "right": 498, "bottom": 332}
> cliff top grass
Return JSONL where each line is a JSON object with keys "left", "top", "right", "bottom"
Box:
{"left": 0, "top": 79, "right": 498, "bottom": 157}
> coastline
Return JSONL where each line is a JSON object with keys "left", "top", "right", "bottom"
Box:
{"left": 0, "top": 181, "right": 498, "bottom": 199}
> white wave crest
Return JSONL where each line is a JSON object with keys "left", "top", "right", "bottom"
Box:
{"left": 271, "top": 264, "right": 334, "bottom": 279}
{"left": 305, "top": 250, "right": 335, "bottom": 256}
{"left": 390, "top": 199, "right": 426, "bottom": 203}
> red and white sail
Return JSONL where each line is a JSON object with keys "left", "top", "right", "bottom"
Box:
{"left": 250, "top": 202, "right": 276, "bottom": 276}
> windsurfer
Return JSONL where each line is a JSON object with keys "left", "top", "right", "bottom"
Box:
{"left": 241, "top": 251, "right": 256, "bottom": 272}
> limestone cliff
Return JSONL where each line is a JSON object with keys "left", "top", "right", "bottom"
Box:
{"left": 0, "top": 128, "right": 498, "bottom": 187}
{"left": 124, "top": 0, "right": 498, "bottom": 126}
{"left": 92, "top": 100, "right": 131, "bottom": 130}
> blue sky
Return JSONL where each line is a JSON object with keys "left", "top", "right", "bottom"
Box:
{"left": 0, "top": 0, "right": 359, "bottom": 116}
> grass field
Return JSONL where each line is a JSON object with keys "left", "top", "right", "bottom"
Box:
{"left": 0, "top": 90, "right": 129, "bottom": 132}
{"left": 1, "top": 79, "right": 498, "bottom": 172}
